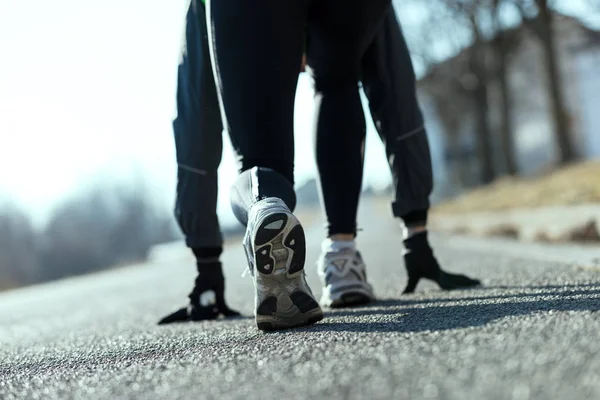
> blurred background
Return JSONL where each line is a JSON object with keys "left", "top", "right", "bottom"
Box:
{"left": 0, "top": 0, "right": 598, "bottom": 291}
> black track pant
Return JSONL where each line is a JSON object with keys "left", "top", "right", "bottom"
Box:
{"left": 173, "top": 2, "right": 433, "bottom": 244}
{"left": 361, "top": 8, "right": 433, "bottom": 222}
{"left": 316, "top": 7, "right": 433, "bottom": 235}
{"left": 173, "top": 0, "right": 223, "bottom": 248}
{"left": 207, "top": 0, "right": 390, "bottom": 228}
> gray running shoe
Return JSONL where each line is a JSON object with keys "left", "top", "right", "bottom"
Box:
{"left": 317, "top": 239, "right": 375, "bottom": 308}
{"left": 243, "top": 198, "right": 323, "bottom": 331}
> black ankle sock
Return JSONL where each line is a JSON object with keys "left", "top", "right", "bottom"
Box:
{"left": 192, "top": 247, "right": 223, "bottom": 275}
{"left": 403, "top": 231, "right": 430, "bottom": 252}
{"left": 192, "top": 247, "right": 222, "bottom": 261}
{"left": 401, "top": 209, "right": 428, "bottom": 228}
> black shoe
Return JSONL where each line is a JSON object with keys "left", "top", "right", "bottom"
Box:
{"left": 158, "top": 263, "right": 241, "bottom": 325}
{"left": 402, "top": 232, "right": 481, "bottom": 294}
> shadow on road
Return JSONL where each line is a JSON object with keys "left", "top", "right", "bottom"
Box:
{"left": 294, "top": 283, "right": 600, "bottom": 334}
{"left": 395, "top": 283, "right": 600, "bottom": 306}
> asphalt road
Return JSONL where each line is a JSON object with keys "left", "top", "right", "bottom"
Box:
{"left": 1, "top": 199, "right": 600, "bottom": 400}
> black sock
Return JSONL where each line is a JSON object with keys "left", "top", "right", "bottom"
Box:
{"left": 190, "top": 247, "right": 224, "bottom": 289}
{"left": 192, "top": 246, "right": 222, "bottom": 261}
{"left": 192, "top": 247, "right": 223, "bottom": 271}
{"left": 401, "top": 209, "right": 428, "bottom": 228}
{"left": 403, "top": 230, "right": 430, "bottom": 252}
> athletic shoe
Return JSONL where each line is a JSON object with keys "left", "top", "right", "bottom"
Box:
{"left": 317, "top": 239, "right": 376, "bottom": 308}
{"left": 243, "top": 198, "right": 323, "bottom": 331}
{"left": 158, "top": 263, "right": 241, "bottom": 324}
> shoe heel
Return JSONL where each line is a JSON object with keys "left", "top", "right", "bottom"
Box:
{"left": 254, "top": 212, "right": 306, "bottom": 276}
{"left": 251, "top": 210, "right": 322, "bottom": 331}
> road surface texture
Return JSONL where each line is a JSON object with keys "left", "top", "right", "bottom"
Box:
{"left": 1, "top": 198, "right": 600, "bottom": 400}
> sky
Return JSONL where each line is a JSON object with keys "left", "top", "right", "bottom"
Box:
{"left": 0, "top": 0, "right": 394, "bottom": 228}
{"left": 0, "top": 0, "right": 597, "bottom": 228}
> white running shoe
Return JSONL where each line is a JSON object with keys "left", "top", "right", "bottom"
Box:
{"left": 317, "top": 239, "right": 375, "bottom": 308}
{"left": 243, "top": 198, "right": 323, "bottom": 331}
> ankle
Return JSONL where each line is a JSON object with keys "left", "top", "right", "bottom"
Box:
{"left": 323, "top": 237, "right": 356, "bottom": 253}
{"left": 402, "top": 230, "right": 430, "bottom": 253}
{"left": 255, "top": 197, "right": 290, "bottom": 212}
{"left": 329, "top": 233, "right": 355, "bottom": 241}
{"left": 401, "top": 209, "right": 428, "bottom": 226}
{"left": 192, "top": 247, "right": 222, "bottom": 260}
{"left": 192, "top": 247, "right": 223, "bottom": 272}
{"left": 402, "top": 225, "right": 427, "bottom": 240}
{"left": 248, "top": 197, "right": 291, "bottom": 225}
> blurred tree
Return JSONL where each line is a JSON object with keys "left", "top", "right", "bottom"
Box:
{"left": 40, "top": 174, "right": 177, "bottom": 281}
{"left": 510, "top": 0, "right": 578, "bottom": 163}
{"left": 401, "top": 0, "right": 594, "bottom": 176}
{"left": 108, "top": 172, "right": 178, "bottom": 264}
{"left": 493, "top": 0, "right": 518, "bottom": 175}
{"left": 400, "top": 4, "right": 474, "bottom": 186}
{"left": 41, "top": 185, "right": 120, "bottom": 281}
{"left": 0, "top": 173, "right": 178, "bottom": 289}
{"left": 409, "top": 0, "right": 499, "bottom": 183}
{"left": 0, "top": 201, "right": 39, "bottom": 286}
{"left": 466, "top": 5, "right": 496, "bottom": 183}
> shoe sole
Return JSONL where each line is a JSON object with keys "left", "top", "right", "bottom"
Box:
{"left": 321, "top": 283, "right": 375, "bottom": 308}
{"left": 252, "top": 212, "right": 324, "bottom": 331}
